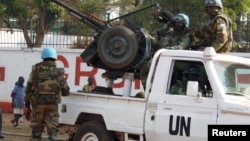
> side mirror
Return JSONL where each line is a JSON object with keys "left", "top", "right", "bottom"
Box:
{"left": 186, "top": 81, "right": 199, "bottom": 97}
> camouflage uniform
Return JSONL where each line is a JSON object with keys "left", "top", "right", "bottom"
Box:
{"left": 156, "top": 13, "right": 193, "bottom": 50}
{"left": 170, "top": 65, "right": 202, "bottom": 95}
{"left": 170, "top": 78, "right": 204, "bottom": 95}
{"left": 82, "top": 84, "right": 94, "bottom": 92}
{"left": 195, "top": 0, "right": 233, "bottom": 53}
{"left": 25, "top": 61, "right": 69, "bottom": 141}
{"left": 82, "top": 76, "right": 95, "bottom": 92}
{"left": 159, "top": 29, "right": 192, "bottom": 50}
{"left": 197, "top": 14, "right": 233, "bottom": 53}
{"left": 170, "top": 79, "right": 188, "bottom": 95}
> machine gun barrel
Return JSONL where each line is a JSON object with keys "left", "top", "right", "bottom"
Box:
{"left": 107, "top": 3, "right": 157, "bottom": 23}
{"left": 51, "top": 0, "right": 109, "bottom": 32}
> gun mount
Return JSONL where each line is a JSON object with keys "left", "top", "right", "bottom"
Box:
{"left": 51, "top": 0, "right": 173, "bottom": 78}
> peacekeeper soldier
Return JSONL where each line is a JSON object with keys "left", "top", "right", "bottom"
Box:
{"left": 25, "top": 47, "right": 70, "bottom": 141}
{"left": 140, "top": 13, "right": 193, "bottom": 89}
{"left": 82, "top": 76, "right": 95, "bottom": 92}
{"left": 170, "top": 65, "right": 202, "bottom": 95}
{"left": 194, "top": 0, "right": 233, "bottom": 53}
{"left": 158, "top": 13, "right": 193, "bottom": 50}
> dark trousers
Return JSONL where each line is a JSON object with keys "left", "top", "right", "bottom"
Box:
{"left": 11, "top": 114, "right": 22, "bottom": 126}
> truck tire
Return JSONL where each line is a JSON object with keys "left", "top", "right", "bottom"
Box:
{"left": 97, "top": 25, "right": 138, "bottom": 69}
{"left": 72, "top": 121, "right": 115, "bottom": 141}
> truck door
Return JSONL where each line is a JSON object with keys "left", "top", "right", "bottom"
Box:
{"left": 145, "top": 59, "right": 217, "bottom": 141}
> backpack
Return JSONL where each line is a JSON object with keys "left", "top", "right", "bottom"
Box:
{"left": 33, "top": 62, "right": 64, "bottom": 104}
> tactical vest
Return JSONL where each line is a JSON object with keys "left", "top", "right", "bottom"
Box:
{"left": 160, "top": 29, "right": 190, "bottom": 48}
{"left": 201, "top": 14, "right": 233, "bottom": 53}
{"left": 33, "top": 62, "right": 64, "bottom": 104}
{"left": 215, "top": 14, "right": 233, "bottom": 53}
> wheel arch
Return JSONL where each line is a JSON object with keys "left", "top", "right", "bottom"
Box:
{"left": 75, "top": 111, "right": 112, "bottom": 130}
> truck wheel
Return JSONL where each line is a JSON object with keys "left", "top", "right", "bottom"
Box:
{"left": 72, "top": 121, "right": 115, "bottom": 141}
{"left": 97, "top": 25, "right": 138, "bottom": 69}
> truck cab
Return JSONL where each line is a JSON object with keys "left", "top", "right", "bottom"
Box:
{"left": 144, "top": 47, "right": 250, "bottom": 141}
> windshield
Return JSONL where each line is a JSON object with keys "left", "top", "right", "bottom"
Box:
{"left": 214, "top": 60, "right": 250, "bottom": 96}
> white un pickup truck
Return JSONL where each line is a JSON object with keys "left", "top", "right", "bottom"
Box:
{"left": 58, "top": 47, "right": 250, "bottom": 141}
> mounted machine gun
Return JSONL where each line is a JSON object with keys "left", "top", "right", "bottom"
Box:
{"left": 51, "top": 0, "right": 173, "bottom": 78}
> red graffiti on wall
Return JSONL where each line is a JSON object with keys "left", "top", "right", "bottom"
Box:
{"left": 0, "top": 67, "right": 5, "bottom": 81}
{"left": 57, "top": 55, "right": 142, "bottom": 89}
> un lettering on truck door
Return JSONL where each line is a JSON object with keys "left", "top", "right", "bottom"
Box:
{"left": 169, "top": 115, "right": 191, "bottom": 136}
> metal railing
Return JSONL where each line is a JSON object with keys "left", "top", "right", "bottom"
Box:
{"left": 0, "top": 17, "right": 96, "bottom": 48}
{"left": 0, "top": 28, "right": 94, "bottom": 48}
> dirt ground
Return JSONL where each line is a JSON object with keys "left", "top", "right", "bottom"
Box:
{"left": 1, "top": 112, "right": 68, "bottom": 141}
{"left": 2, "top": 112, "right": 29, "bottom": 127}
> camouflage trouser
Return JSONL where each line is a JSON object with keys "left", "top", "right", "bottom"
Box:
{"left": 30, "top": 104, "right": 59, "bottom": 141}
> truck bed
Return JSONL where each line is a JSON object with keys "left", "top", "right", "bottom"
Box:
{"left": 58, "top": 91, "right": 147, "bottom": 134}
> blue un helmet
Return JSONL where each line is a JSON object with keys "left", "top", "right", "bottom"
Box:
{"left": 205, "top": 0, "right": 223, "bottom": 9}
{"left": 41, "top": 47, "right": 57, "bottom": 59}
{"left": 172, "top": 13, "right": 189, "bottom": 28}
